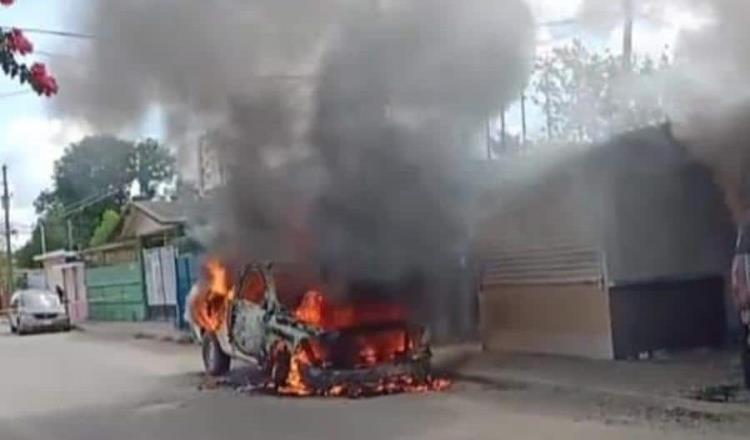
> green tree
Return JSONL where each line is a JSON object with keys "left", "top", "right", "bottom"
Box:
{"left": 531, "top": 39, "right": 670, "bottom": 143}
{"left": 89, "top": 209, "right": 121, "bottom": 247}
{"left": 14, "top": 208, "right": 68, "bottom": 268}
{"left": 131, "top": 138, "right": 174, "bottom": 199}
{"left": 30, "top": 135, "right": 174, "bottom": 250}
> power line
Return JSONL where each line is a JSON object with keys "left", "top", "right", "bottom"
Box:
{"left": 0, "top": 90, "right": 33, "bottom": 99}
{"left": 538, "top": 18, "right": 578, "bottom": 28}
{"left": 62, "top": 188, "right": 121, "bottom": 217}
{"left": 35, "top": 50, "right": 78, "bottom": 59}
{"left": 0, "top": 26, "right": 96, "bottom": 40}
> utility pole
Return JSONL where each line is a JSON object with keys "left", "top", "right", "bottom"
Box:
{"left": 485, "top": 117, "right": 492, "bottom": 160}
{"left": 197, "top": 135, "right": 205, "bottom": 196}
{"left": 66, "top": 218, "right": 73, "bottom": 251}
{"left": 520, "top": 92, "right": 527, "bottom": 145}
{"left": 500, "top": 108, "right": 507, "bottom": 151}
{"left": 543, "top": 74, "right": 553, "bottom": 141}
{"left": 2, "top": 165, "right": 13, "bottom": 301}
{"left": 39, "top": 221, "right": 46, "bottom": 254}
{"left": 623, "top": 0, "right": 634, "bottom": 71}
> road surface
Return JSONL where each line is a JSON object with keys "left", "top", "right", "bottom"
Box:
{"left": 0, "top": 325, "right": 746, "bottom": 440}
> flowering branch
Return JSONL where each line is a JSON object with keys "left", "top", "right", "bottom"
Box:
{"left": 0, "top": 0, "right": 59, "bottom": 96}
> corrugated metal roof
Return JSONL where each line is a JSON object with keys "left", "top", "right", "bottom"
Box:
{"left": 132, "top": 200, "right": 187, "bottom": 224}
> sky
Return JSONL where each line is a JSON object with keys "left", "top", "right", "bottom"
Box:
{"left": 0, "top": 0, "right": 696, "bottom": 251}
{"left": 0, "top": 0, "right": 162, "bottom": 249}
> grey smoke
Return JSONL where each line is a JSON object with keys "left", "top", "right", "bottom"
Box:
{"left": 576, "top": 0, "right": 750, "bottom": 220}
{"left": 57, "top": 1, "right": 535, "bottom": 285}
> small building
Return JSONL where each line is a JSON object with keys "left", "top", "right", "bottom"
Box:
{"left": 119, "top": 200, "right": 187, "bottom": 247}
{"left": 476, "top": 125, "right": 734, "bottom": 359}
{"left": 33, "top": 249, "right": 78, "bottom": 291}
{"left": 32, "top": 249, "right": 87, "bottom": 323}
{"left": 82, "top": 200, "right": 187, "bottom": 322}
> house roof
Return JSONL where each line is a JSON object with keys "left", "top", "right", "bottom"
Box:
{"left": 119, "top": 200, "right": 187, "bottom": 239}
{"left": 33, "top": 249, "right": 78, "bottom": 262}
{"left": 130, "top": 200, "right": 187, "bottom": 224}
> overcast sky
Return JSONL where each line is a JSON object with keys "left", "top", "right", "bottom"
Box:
{"left": 0, "top": 0, "right": 692, "bottom": 250}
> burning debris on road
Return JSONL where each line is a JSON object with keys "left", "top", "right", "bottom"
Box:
{"left": 188, "top": 259, "right": 451, "bottom": 398}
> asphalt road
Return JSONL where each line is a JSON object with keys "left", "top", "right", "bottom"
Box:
{"left": 0, "top": 325, "right": 745, "bottom": 440}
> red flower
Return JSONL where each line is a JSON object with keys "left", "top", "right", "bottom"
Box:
{"left": 29, "top": 63, "right": 58, "bottom": 96}
{"left": 6, "top": 28, "right": 33, "bottom": 55}
{"left": 0, "top": 0, "right": 14, "bottom": 6}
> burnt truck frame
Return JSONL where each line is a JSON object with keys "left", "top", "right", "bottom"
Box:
{"left": 194, "top": 262, "right": 432, "bottom": 390}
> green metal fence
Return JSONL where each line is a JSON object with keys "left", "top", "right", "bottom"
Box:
{"left": 86, "top": 261, "right": 146, "bottom": 321}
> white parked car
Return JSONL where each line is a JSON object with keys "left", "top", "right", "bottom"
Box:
{"left": 8, "top": 289, "right": 71, "bottom": 335}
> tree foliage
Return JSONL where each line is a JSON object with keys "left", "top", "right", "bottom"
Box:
{"left": 14, "top": 208, "right": 67, "bottom": 268}
{"left": 16, "top": 136, "right": 174, "bottom": 265}
{"left": 531, "top": 39, "right": 670, "bottom": 143}
{"left": 131, "top": 139, "right": 175, "bottom": 199}
{"left": 89, "top": 209, "right": 121, "bottom": 247}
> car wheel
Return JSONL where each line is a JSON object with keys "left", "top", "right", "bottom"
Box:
{"left": 412, "top": 359, "right": 432, "bottom": 384}
{"left": 269, "top": 343, "right": 291, "bottom": 388}
{"left": 202, "top": 332, "right": 230, "bottom": 376}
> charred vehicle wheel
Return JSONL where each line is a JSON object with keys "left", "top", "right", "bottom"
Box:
{"left": 202, "top": 332, "right": 231, "bottom": 376}
{"left": 269, "top": 343, "right": 291, "bottom": 388}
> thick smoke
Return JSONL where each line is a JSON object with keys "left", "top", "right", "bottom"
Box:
{"left": 577, "top": 0, "right": 750, "bottom": 221}
{"left": 57, "top": 1, "right": 535, "bottom": 289}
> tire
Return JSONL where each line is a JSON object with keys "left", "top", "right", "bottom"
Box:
{"left": 9, "top": 319, "right": 16, "bottom": 334}
{"left": 269, "top": 343, "right": 291, "bottom": 388}
{"left": 202, "top": 332, "right": 231, "bottom": 376}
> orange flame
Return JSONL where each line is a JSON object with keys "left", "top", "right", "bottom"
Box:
{"left": 294, "top": 289, "right": 407, "bottom": 330}
{"left": 193, "top": 259, "right": 451, "bottom": 397}
{"left": 275, "top": 290, "right": 451, "bottom": 397}
{"left": 190, "top": 258, "right": 234, "bottom": 332}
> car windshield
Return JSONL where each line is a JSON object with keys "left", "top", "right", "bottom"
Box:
{"left": 24, "top": 293, "right": 61, "bottom": 309}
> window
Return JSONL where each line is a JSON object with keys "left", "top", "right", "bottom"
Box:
{"left": 239, "top": 269, "right": 266, "bottom": 304}
{"left": 25, "top": 294, "right": 61, "bottom": 309}
{"left": 273, "top": 265, "right": 321, "bottom": 311}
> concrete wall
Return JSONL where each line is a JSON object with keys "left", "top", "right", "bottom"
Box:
{"left": 479, "top": 283, "right": 614, "bottom": 359}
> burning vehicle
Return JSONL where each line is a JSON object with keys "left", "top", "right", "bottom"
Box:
{"left": 187, "top": 259, "right": 447, "bottom": 396}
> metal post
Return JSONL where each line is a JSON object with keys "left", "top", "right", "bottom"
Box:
{"left": 66, "top": 218, "right": 73, "bottom": 250}
{"left": 197, "top": 136, "right": 205, "bottom": 196}
{"left": 623, "top": 0, "right": 634, "bottom": 71}
{"left": 39, "top": 221, "right": 46, "bottom": 254}
{"left": 485, "top": 117, "right": 492, "bottom": 160}
{"left": 2, "top": 165, "right": 13, "bottom": 301}
{"left": 520, "top": 92, "right": 527, "bottom": 145}
{"left": 543, "top": 71, "right": 553, "bottom": 141}
{"left": 500, "top": 108, "right": 507, "bottom": 150}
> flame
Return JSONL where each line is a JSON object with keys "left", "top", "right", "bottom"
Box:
{"left": 277, "top": 345, "right": 315, "bottom": 397}
{"left": 274, "top": 342, "right": 452, "bottom": 397}
{"left": 294, "top": 290, "right": 407, "bottom": 330}
{"left": 273, "top": 291, "right": 451, "bottom": 398}
{"left": 193, "top": 260, "right": 451, "bottom": 397}
{"left": 190, "top": 258, "right": 234, "bottom": 332}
